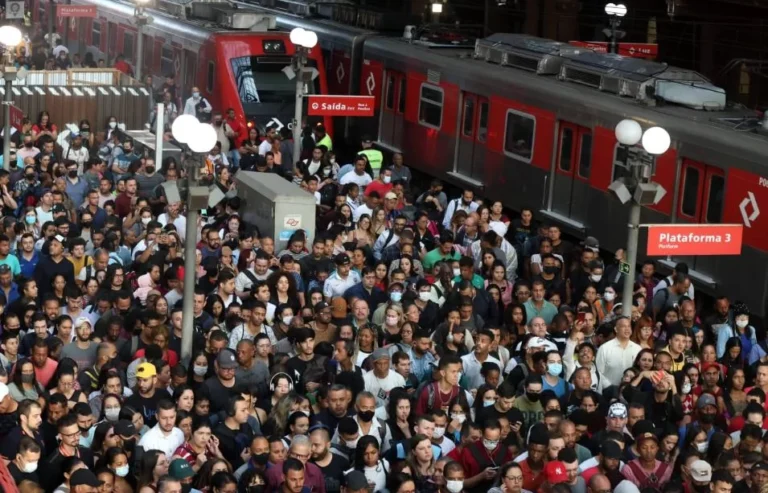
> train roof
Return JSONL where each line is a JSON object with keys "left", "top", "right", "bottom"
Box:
{"left": 364, "top": 34, "right": 768, "bottom": 166}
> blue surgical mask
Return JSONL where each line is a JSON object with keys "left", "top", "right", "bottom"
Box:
{"left": 390, "top": 292, "right": 402, "bottom": 303}
{"left": 79, "top": 425, "right": 95, "bottom": 448}
{"left": 548, "top": 363, "right": 563, "bottom": 377}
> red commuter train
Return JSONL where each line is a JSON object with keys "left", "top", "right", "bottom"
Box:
{"left": 258, "top": 8, "right": 768, "bottom": 317}
{"left": 29, "top": 0, "right": 332, "bottom": 133}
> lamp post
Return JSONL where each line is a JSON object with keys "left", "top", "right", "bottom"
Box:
{"left": 171, "top": 114, "right": 218, "bottom": 362}
{"left": 289, "top": 27, "right": 317, "bottom": 164}
{"left": 134, "top": 0, "right": 150, "bottom": 81}
{"left": 604, "top": 3, "right": 627, "bottom": 54}
{"left": 431, "top": 2, "right": 443, "bottom": 24}
{"left": 0, "top": 26, "right": 22, "bottom": 171}
{"left": 612, "top": 119, "right": 670, "bottom": 317}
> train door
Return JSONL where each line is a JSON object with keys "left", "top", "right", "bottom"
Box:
{"left": 455, "top": 92, "right": 488, "bottom": 182}
{"left": 672, "top": 159, "right": 725, "bottom": 275}
{"left": 551, "top": 122, "right": 592, "bottom": 225}
{"left": 379, "top": 70, "right": 405, "bottom": 150}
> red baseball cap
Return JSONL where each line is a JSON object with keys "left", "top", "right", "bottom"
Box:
{"left": 543, "top": 461, "right": 568, "bottom": 484}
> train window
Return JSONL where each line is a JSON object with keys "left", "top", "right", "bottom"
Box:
{"left": 477, "top": 101, "right": 488, "bottom": 142}
{"left": 503, "top": 109, "right": 535, "bottom": 163}
{"left": 559, "top": 128, "right": 573, "bottom": 172}
{"left": 578, "top": 133, "right": 592, "bottom": 179}
{"left": 462, "top": 98, "right": 475, "bottom": 137}
{"left": 706, "top": 174, "right": 725, "bottom": 223}
{"left": 207, "top": 62, "right": 215, "bottom": 92}
{"left": 92, "top": 21, "right": 101, "bottom": 49}
{"left": 123, "top": 32, "right": 135, "bottom": 62}
{"left": 398, "top": 77, "right": 406, "bottom": 113}
{"left": 108, "top": 23, "right": 117, "bottom": 55}
{"left": 418, "top": 83, "right": 443, "bottom": 129}
{"left": 161, "top": 46, "right": 175, "bottom": 78}
{"left": 612, "top": 144, "right": 631, "bottom": 181}
{"left": 681, "top": 167, "right": 700, "bottom": 217}
{"left": 385, "top": 75, "right": 395, "bottom": 110}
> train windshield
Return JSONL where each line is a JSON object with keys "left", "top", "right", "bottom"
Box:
{"left": 231, "top": 56, "right": 319, "bottom": 121}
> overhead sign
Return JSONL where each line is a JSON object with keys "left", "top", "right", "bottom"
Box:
{"left": 56, "top": 5, "right": 97, "bottom": 18}
{"left": 722, "top": 168, "right": 768, "bottom": 252}
{"left": 308, "top": 95, "right": 375, "bottom": 117}
{"left": 569, "top": 41, "right": 659, "bottom": 59}
{"left": 9, "top": 105, "right": 23, "bottom": 131}
{"left": 5, "top": 1, "right": 24, "bottom": 19}
{"left": 646, "top": 224, "right": 743, "bottom": 256}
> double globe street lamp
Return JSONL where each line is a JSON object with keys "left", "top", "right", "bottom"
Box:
{"left": 604, "top": 3, "right": 627, "bottom": 54}
{"left": 0, "top": 25, "right": 22, "bottom": 171}
{"left": 288, "top": 27, "right": 317, "bottom": 163}
{"left": 611, "top": 119, "right": 670, "bottom": 316}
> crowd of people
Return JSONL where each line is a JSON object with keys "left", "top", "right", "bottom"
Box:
{"left": 0, "top": 67, "right": 761, "bottom": 493}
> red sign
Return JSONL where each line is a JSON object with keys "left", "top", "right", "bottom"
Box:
{"left": 646, "top": 224, "right": 743, "bottom": 256}
{"left": 56, "top": 5, "right": 97, "bottom": 18}
{"left": 307, "top": 95, "right": 375, "bottom": 117}
{"left": 9, "top": 105, "right": 22, "bottom": 131}
{"left": 569, "top": 41, "right": 659, "bottom": 59}
{"left": 722, "top": 168, "right": 768, "bottom": 252}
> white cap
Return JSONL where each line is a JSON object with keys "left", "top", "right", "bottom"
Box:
{"left": 488, "top": 220, "right": 508, "bottom": 237}
{"left": 528, "top": 337, "right": 557, "bottom": 352}
{"left": 0, "top": 382, "right": 9, "bottom": 401}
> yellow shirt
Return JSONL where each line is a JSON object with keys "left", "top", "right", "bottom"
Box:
{"left": 69, "top": 254, "right": 93, "bottom": 278}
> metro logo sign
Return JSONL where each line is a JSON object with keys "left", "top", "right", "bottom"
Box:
{"left": 646, "top": 224, "right": 743, "bottom": 256}
{"left": 308, "top": 95, "right": 375, "bottom": 117}
{"left": 569, "top": 41, "right": 659, "bottom": 59}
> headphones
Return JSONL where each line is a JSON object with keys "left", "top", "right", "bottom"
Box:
{"left": 270, "top": 372, "right": 294, "bottom": 393}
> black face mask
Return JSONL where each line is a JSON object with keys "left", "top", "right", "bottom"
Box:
{"left": 247, "top": 487, "right": 265, "bottom": 493}
{"left": 68, "top": 170, "right": 78, "bottom": 178}
{"left": 25, "top": 174, "right": 34, "bottom": 180}
{"left": 81, "top": 221, "right": 92, "bottom": 228}
{"left": 527, "top": 392, "right": 540, "bottom": 402}
{"left": 543, "top": 266, "right": 559, "bottom": 275}
{"left": 357, "top": 410, "right": 374, "bottom": 422}
{"left": 24, "top": 142, "right": 32, "bottom": 148}
{"left": 699, "top": 413, "right": 715, "bottom": 424}
{"left": 145, "top": 166, "right": 155, "bottom": 174}
{"left": 181, "top": 485, "right": 192, "bottom": 493}
{"left": 252, "top": 453, "right": 269, "bottom": 466}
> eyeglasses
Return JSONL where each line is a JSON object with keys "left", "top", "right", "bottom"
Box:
{"left": 505, "top": 475, "right": 524, "bottom": 482}
{"left": 61, "top": 430, "right": 81, "bottom": 438}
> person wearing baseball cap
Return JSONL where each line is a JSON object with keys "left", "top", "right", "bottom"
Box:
{"left": 344, "top": 470, "right": 370, "bottom": 493}
{"left": 70, "top": 469, "right": 103, "bottom": 493}
{"left": 688, "top": 459, "right": 712, "bottom": 490}
{"left": 581, "top": 440, "right": 624, "bottom": 486}
{"left": 363, "top": 348, "right": 405, "bottom": 408}
{"left": 323, "top": 252, "right": 360, "bottom": 299}
{"left": 622, "top": 424, "right": 673, "bottom": 489}
{"left": 541, "top": 460, "right": 568, "bottom": 492}
{"left": 124, "top": 362, "right": 161, "bottom": 426}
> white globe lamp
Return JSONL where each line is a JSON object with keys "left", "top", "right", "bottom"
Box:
{"left": 615, "top": 119, "right": 643, "bottom": 146}
{"left": 188, "top": 123, "right": 218, "bottom": 154}
{"left": 171, "top": 114, "right": 199, "bottom": 144}
{"left": 0, "top": 26, "right": 22, "bottom": 47}
{"left": 290, "top": 28, "right": 306, "bottom": 46}
{"left": 641, "top": 127, "right": 671, "bottom": 156}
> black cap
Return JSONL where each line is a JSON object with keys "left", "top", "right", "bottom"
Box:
{"left": 334, "top": 253, "right": 350, "bottom": 265}
{"left": 70, "top": 469, "right": 103, "bottom": 487}
{"left": 631, "top": 419, "right": 656, "bottom": 438}
{"left": 114, "top": 420, "right": 137, "bottom": 437}
{"left": 51, "top": 204, "right": 67, "bottom": 214}
{"left": 600, "top": 440, "right": 622, "bottom": 459}
{"left": 345, "top": 471, "right": 369, "bottom": 490}
{"left": 314, "top": 301, "right": 330, "bottom": 312}
{"left": 528, "top": 423, "right": 549, "bottom": 446}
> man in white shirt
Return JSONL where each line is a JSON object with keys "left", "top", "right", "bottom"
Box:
{"left": 259, "top": 125, "right": 279, "bottom": 156}
{"left": 138, "top": 399, "right": 184, "bottom": 457}
{"left": 183, "top": 87, "right": 212, "bottom": 118}
{"left": 157, "top": 202, "right": 187, "bottom": 242}
{"left": 461, "top": 328, "right": 502, "bottom": 388}
{"left": 364, "top": 348, "right": 406, "bottom": 408}
{"left": 340, "top": 156, "right": 372, "bottom": 189}
{"left": 595, "top": 317, "right": 641, "bottom": 386}
{"left": 442, "top": 189, "right": 479, "bottom": 229}
{"left": 323, "top": 253, "right": 361, "bottom": 300}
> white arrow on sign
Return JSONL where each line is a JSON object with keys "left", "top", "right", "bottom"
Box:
{"left": 739, "top": 191, "right": 760, "bottom": 227}
{"left": 267, "top": 117, "right": 284, "bottom": 131}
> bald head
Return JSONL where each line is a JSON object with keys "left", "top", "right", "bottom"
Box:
{"left": 588, "top": 473, "right": 610, "bottom": 492}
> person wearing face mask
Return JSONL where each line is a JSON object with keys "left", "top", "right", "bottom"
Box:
{"left": 458, "top": 419, "right": 512, "bottom": 493}
{"left": 60, "top": 131, "right": 90, "bottom": 173}
{"left": 8, "top": 435, "right": 41, "bottom": 483}
{"left": 364, "top": 166, "right": 393, "bottom": 200}
{"left": 168, "top": 458, "right": 201, "bottom": 493}
{"left": 717, "top": 302, "right": 756, "bottom": 362}
{"left": 593, "top": 285, "right": 618, "bottom": 325}
{"left": 183, "top": 86, "right": 212, "bottom": 120}
{"left": 512, "top": 375, "right": 545, "bottom": 430}
{"left": 541, "top": 350, "right": 567, "bottom": 398}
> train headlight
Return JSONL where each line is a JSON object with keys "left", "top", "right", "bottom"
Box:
{"left": 263, "top": 40, "right": 286, "bottom": 54}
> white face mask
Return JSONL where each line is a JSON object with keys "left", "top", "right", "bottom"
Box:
{"left": 345, "top": 437, "right": 358, "bottom": 449}
{"left": 483, "top": 400, "right": 495, "bottom": 407}
{"left": 451, "top": 413, "right": 466, "bottom": 424}
{"left": 433, "top": 427, "right": 445, "bottom": 439}
{"left": 419, "top": 291, "right": 431, "bottom": 302}
{"left": 141, "top": 217, "right": 151, "bottom": 225}
{"left": 736, "top": 319, "right": 749, "bottom": 329}
{"left": 682, "top": 383, "right": 692, "bottom": 394}
{"left": 109, "top": 122, "right": 117, "bottom": 129}
{"left": 483, "top": 439, "right": 498, "bottom": 450}
{"left": 590, "top": 274, "right": 602, "bottom": 282}
{"left": 105, "top": 407, "right": 121, "bottom": 422}
{"left": 115, "top": 464, "right": 130, "bottom": 477}
{"left": 452, "top": 268, "right": 461, "bottom": 277}
{"left": 22, "top": 461, "right": 38, "bottom": 473}
{"left": 446, "top": 480, "right": 464, "bottom": 493}
{"left": 193, "top": 365, "right": 208, "bottom": 376}
{"left": 603, "top": 292, "right": 616, "bottom": 302}
{"left": 696, "top": 442, "right": 708, "bottom": 453}
{"left": 386, "top": 316, "right": 399, "bottom": 326}
{"left": 282, "top": 316, "right": 293, "bottom": 325}
{"left": 382, "top": 176, "right": 391, "bottom": 184}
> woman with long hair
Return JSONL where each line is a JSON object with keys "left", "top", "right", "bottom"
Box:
{"left": 352, "top": 436, "right": 389, "bottom": 491}
{"left": 350, "top": 213, "right": 375, "bottom": 248}
{"left": 718, "top": 366, "right": 747, "bottom": 422}
{"left": 193, "top": 459, "right": 232, "bottom": 492}
{"left": 719, "top": 337, "right": 744, "bottom": 373}
{"left": 47, "top": 358, "right": 87, "bottom": 407}
{"left": 100, "top": 393, "right": 123, "bottom": 423}
{"left": 632, "top": 315, "right": 655, "bottom": 350}
{"left": 187, "top": 351, "right": 210, "bottom": 390}
{"left": 674, "top": 368, "right": 697, "bottom": 419}
{"left": 504, "top": 303, "right": 527, "bottom": 338}
{"left": 205, "top": 295, "right": 226, "bottom": 325}
{"left": 267, "top": 271, "right": 300, "bottom": 315}
{"left": 174, "top": 385, "right": 195, "bottom": 413}
{"left": 486, "top": 261, "right": 513, "bottom": 307}
{"left": 91, "top": 422, "right": 122, "bottom": 462}
{"left": 380, "top": 304, "right": 405, "bottom": 346}
{"left": 209, "top": 472, "right": 238, "bottom": 493}
{"left": 386, "top": 389, "right": 413, "bottom": 443}
{"left": 353, "top": 325, "right": 378, "bottom": 368}
{"left": 264, "top": 392, "right": 308, "bottom": 437}
{"left": 472, "top": 385, "right": 497, "bottom": 422}
{"left": 446, "top": 395, "right": 472, "bottom": 443}
{"left": 137, "top": 450, "right": 169, "bottom": 493}
{"left": 400, "top": 434, "right": 437, "bottom": 493}
{"left": 371, "top": 208, "right": 387, "bottom": 237}
{"left": 99, "top": 447, "right": 131, "bottom": 481}
{"left": 8, "top": 358, "right": 45, "bottom": 403}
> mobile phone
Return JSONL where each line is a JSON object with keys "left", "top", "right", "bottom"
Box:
{"left": 577, "top": 312, "right": 586, "bottom": 323}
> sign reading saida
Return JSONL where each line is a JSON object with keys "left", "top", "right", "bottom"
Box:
{"left": 307, "top": 95, "right": 375, "bottom": 117}
{"left": 646, "top": 224, "right": 743, "bottom": 256}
